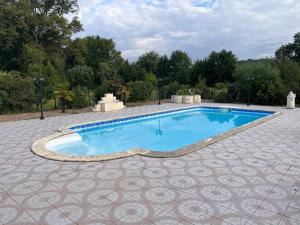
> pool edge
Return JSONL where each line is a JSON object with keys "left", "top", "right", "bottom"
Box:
{"left": 31, "top": 106, "right": 282, "bottom": 162}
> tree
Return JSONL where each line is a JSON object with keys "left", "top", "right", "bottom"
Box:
{"left": 168, "top": 50, "right": 192, "bottom": 84}
{"left": 0, "top": 71, "right": 35, "bottom": 113}
{"left": 203, "top": 50, "right": 237, "bottom": 86}
{"left": 0, "top": 0, "right": 82, "bottom": 72}
{"left": 66, "top": 65, "right": 94, "bottom": 89}
{"left": 64, "top": 38, "right": 87, "bottom": 69}
{"left": 53, "top": 81, "right": 74, "bottom": 113}
{"left": 156, "top": 55, "right": 170, "bottom": 84}
{"left": 94, "top": 79, "right": 128, "bottom": 102}
{"left": 191, "top": 60, "right": 205, "bottom": 86}
{"left": 72, "top": 86, "right": 89, "bottom": 109}
{"left": 275, "top": 33, "right": 300, "bottom": 64}
{"left": 127, "top": 81, "right": 154, "bottom": 102}
{"left": 136, "top": 51, "right": 160, "bottom": 73}
{"left": 119, "top": 61, "right": 145, "bottom": 82}
{"left": 234, "top": 63, "right": 286, "bottom": 105}
{"left": 276, "top": 58, "right": 300, "bottom": 98}
{"left": 84, "top": 36, "right": 123, "bottom": 73}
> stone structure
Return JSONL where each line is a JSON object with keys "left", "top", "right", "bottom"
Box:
{"left": 93, "top": 93, "right": 124, "bottom": 112}
{"left": 171, "top": 95, "right": 202, "bottom": 104}
{"left": 287, "top": 91, "right": 296, "bottom": 109}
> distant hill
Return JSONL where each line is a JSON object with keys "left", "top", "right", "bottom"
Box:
{"left": 238, "top": 58, "right": 274, "bottom": 65}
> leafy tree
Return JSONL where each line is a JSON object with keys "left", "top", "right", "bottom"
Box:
{"left": 0, "top": 71, "right": 35, "bottom": 113}
{"left": 144, "top": 72, "right": 157, "bottom": 88}
{"left": 66, "top": 65, "right": 94, "bottom": 89}
{"left": 203, "top": 50, "right": 237, "bottom": 86}
{"left": 127, "top": 81, "right": 154, "bottom": 102}
{"left": 72, "top": 86, "right": 89, "bottom": 109}
{"left": 275, "top": 33, "right": 300, "bottom": 64}
{"left": 84, "top": 36, "right": 123, "bottom": 73}
{"left": 160, "top": 81, "right": 189, "bottom": 99}
{"left": 21, "top": 43, "right": 47, "bottom": 75}
{"left": 94, "top": 79, "right": 128, "bottom": 102}
{"left": 53, "top": 81, "right": 74, "bottom": 113}
{"left": 191, "top": 60, "right": 205, "bottom": 86}
{"left": 156, "top": 55, "right": 170, "bottom": 83}
{"left": 64, "top": 38, "right": 87, "bottom": 69}
{"left": 168, "top": 50, "right": 192, "bottom": 84}
{"left": 119, "top": 61, "right": 145, "bottom": 82}
{"left": 234, "top": 63, "right": 287, "bottom": 105}
{"left": 0, "top": 0, "right": 82, "bottom": 72}
{"left": 136, "top": 51, "right": 160, "bottom": 73}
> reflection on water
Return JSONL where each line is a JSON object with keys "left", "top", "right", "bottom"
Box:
{"left": 171, "top": 114, "right": 191, "bottom": 122}
{"left": 202, "top": 112, "right": 235, "bottom": 124}
{"left": 155, "top": 119, "right": 163, "bottom": 136}
{"left": 81, "top": 127, "right": 122, "bottom": 142}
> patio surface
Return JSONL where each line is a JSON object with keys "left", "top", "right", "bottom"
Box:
{"left": 0, "top": 103, "right": 299, "bottom": 225}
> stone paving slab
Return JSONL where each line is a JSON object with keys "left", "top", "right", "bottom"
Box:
{"left": 0, "top": 103, "right": 300, "bottom": 225}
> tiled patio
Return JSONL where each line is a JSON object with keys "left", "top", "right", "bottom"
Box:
{"left": 0, "top": 103, "right": 299, "bottom": 225}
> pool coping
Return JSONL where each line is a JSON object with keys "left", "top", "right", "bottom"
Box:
{"left": 31, "top": 105, "right": 282, "bottom": 162}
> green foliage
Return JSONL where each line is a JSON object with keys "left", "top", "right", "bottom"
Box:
{"left": 53, "top": 81, "right": 74, "bottom": 113}
{"left": 0, "top": 71, "right": 35, "bottom": 113}
{"left": 276, "top": 59, "right": 300, "bottom": 95}
{"left": 72, "top": 86, "right": 89, "bottom": 109}
{"left": 120, "top": 61, "right": 145, "bottom": 82}
{"left": 202, "top": 50, "right": 237, "bottom": 86}
{"left": 191, "top": 60, "right": 205, "bottom": 86}
{"left": 64, "top": 38, "right": 87, "bottom": 68}
{"left": 195, "top": 78, "right": 207, "bottom": 93}
{"left": 275, "top": 33, "right": 300, "bottom": 64}
{"left": 235, "top": 63, "right": 287, "bottom": 105}
{"left": 0, "top": 0, "right": 82, "bottom": 72}
{"left": 136, "top": 51, "right": 160, "bottom": 73}
{"left": 84, "top": 36, "right": 123, "bottom": 73}
{"left": 94, "top": 79, "right": 128, "bottom": 102}
{"left": 160, "top": 81, "right": 189, "bottom": 99}
{"left": 168, "top": 50, "right": 192, "bottom": 84}
{"left": 176, "top": 88, "right": 202, "bottom": 95}
{"left": 144, "top": 72, "right": 157, "bottom": 88}
{"left": 127, "top": 81, "right": 154, "bottom": 102}
{"left": 21, "top": 43, "right": 47, "bottom": 75}
{"left": 66, "top": 65, "right": 94, "bottom": 89}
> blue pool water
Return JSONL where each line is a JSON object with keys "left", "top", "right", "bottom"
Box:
{"left": 47, "top": 107, "right": 272, "bottom": 156}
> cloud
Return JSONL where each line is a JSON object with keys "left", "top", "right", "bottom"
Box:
{"left": 76, "top": 0, "right": 300, "bottom": 61}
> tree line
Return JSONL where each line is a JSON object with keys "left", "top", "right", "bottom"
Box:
{"left": 1, "top": 0, "right": 300, "bottom": 113}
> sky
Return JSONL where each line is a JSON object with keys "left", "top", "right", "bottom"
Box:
{"left": 75, "top": 0, "right": 300, "bottom": 62}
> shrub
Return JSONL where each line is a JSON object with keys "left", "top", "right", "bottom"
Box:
{"left": 72, "top": 86, "right": 89, "bottom": 109}
{"left": 127, "top": 81, "right": 154, "bottom": 101}
{"left": 66, "top": 65, "right": 94, "bottom": 89}
{"left": 235, "top": 63, "right": 287, "bottom": 105}
{"left": 0, "top": 71, "right": 35, "bottom": 113}
{"left": 176, "top": 88, "right": 201, "bottom": 95}
{"left": 160, "top": 81, "right": 189, "bottom": 99}
{"left": 94, "top": 79, "right": 129, "bottom": 102}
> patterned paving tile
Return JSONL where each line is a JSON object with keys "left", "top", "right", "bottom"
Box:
{"left": 0, "top": 103, "right": 299, "bottom": 224}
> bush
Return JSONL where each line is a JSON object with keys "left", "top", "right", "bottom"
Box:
{"left": 94, "top": 79, "right": 128, "bottom": 102}
{"left": 202, "top": 87, "right": 215, "bottom": 99}
{"left": 127, "top": 81, "right": 154, "bottom": 101}
{"left": 0, "top": 71, "right": 35, "bottom": 113}
{"left": 72, "top": 86, "right": 89, "bottom": 109}
{"left": 235, "top": 63, "right": 287, "bottom": 105}
{"left": 66, "top": 65, "right": 94, "bottom": 89}
{"left": 176, "top": 88, "right": 201, "bottom": 95}
{"left": 160, "top": 81, "right": 189, "bottom": 99}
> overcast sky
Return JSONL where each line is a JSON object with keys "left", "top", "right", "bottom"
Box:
{"left": 76, "top": 0, "right": 300, "bottom": 61}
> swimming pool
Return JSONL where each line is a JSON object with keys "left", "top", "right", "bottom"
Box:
{"left": 41, "top": 107, "right": 275, "bottom": 160}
